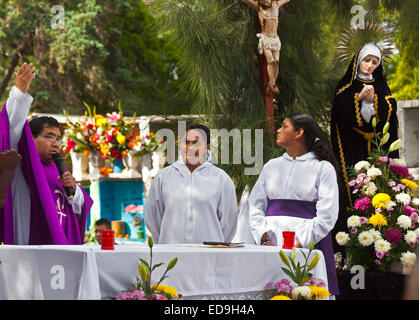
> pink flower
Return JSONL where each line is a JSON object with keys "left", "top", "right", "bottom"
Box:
{"left": 107, "top": 111, "right": 121, "bottom": 123}
{"left": 360, "top": 217, "right": 368, "bottom": 224}
{"left": 375, "top": 208, "right": 382, "bottom": 213}
{"left": 380, "top": 156, "right": 389, "bottom": 162}
{"left": 363, "top": 177, "right": 370, "bottom": 184}
{"left": 357, "top": 173, "right": 366, "bottom": 179}
{"left": 388, "top": 181, "right": 396, "bottom": 187}
{"left": 376, "top": 251, "right": 384, "bottom": 259}
{"left": 351, "top": 227, "right": 358, "bottom": 234}
{"left": 349, "top": 180, "right": 356, "bottom": 187}
{"left": 354, "top": 196, "right": 372, "bottom": 211}
{"left": 355, "top": 177, "right": 363, "bottom": 185}
{"left": 375, "top": 259, "right": 381, "bottom": 265}
{"left": 392, "top": 186, "right": 401, "bottom": 192}
{"left": 352, "top": 189, "right": 359, "bottom": 194}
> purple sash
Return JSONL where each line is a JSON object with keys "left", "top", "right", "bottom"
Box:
{"left": 266, "top": 199, "right": 339, "bottom": 296}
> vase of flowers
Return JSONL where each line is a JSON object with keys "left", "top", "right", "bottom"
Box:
{"left": 122, "top": 150, "right": 142, "bottom": 178}
{"left": 267, "top": 241, "right": 331, "bottom": 300}
{"left": 335, "top": 118, "right": 418, "bottom": 272}
{"left": 115, "top": 237, "right": 180, "bottom": 300}
{"left": 69, "top": 150, "right": 89, "bottom": 181}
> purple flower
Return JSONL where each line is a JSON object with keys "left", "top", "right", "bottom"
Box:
{"left": 351, "top": 228, "right": 358, "bottom": 234}
{"left": 360, "top": 217, "right": 368, "bottom": 224}
{"left": 389, "top": 165, "right": 410, "bottom": 178}
{"left": 385, "top": 228, "right": 402, "bottom": 243}
{"left": 375, "top": 259, "right": 381, "bottom": 265}
{"left": 354, "top": 196, "right": 372, "bottom": 211}
{"left": 376, "top": 251, "right": 384, "bottom": 259}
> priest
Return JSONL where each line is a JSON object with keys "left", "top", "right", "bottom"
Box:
{"left": 0, "top": 63, "right": 93, "bottom": 245}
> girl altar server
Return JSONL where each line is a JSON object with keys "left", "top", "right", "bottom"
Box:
{"left": 248, "top": 113, "right": 339, "bottom": 295}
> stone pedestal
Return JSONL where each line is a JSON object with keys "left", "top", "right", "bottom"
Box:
{"left": 397, "top": 100, "right": 419, "bottom": 180}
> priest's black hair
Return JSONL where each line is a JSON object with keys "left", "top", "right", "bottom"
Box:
{"left": 186, "top": 123, "right": 210, "bottom": 146}
{"left": 287, "top": 113, "right": 338, "bottom": 172}
{"left": 29, "top": 116, "right": 60, "bottom": 138}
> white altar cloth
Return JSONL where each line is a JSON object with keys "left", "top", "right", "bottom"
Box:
{"left": 0, "top": 244, "right": 328, "bottom": 300}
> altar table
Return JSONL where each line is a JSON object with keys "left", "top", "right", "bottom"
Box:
{"left": 0, "top": 244, "right": 328, "bottom": 300}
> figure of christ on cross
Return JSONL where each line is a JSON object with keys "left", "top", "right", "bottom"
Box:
{"left": 242, "top": 0, "right": 290, "bottom": 95}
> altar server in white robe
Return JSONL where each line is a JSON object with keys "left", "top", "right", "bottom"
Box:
{"left": 145, "top": 124, "right": 238, "bottom": 244}
{"left": 248, "top": 113, "right": 339, "bottom": 295}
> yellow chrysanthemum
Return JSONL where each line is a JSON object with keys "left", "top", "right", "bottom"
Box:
{"left": 309, "top": 286, "right": 331, "bottom": 300}
{"left": 368, "top": 213, "right": 388, "bottom": 228}
{"left": 371, "top": 193, "right": 391, "bottom": 208}
{"left": 401, "top": 179, "right": 418, "bottom": 190}
{"left": 270, "top": 295, "right": 292, "bottom": 300}
{"left": 152, "top": 284, "right": 178, "bottom": 298}
{"left": 116, "top": 134, "right": 126, "bottom": 145}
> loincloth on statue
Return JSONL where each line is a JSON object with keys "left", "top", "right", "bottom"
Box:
{"left": 256, "top": 33, "right": 281, "bottom": 55}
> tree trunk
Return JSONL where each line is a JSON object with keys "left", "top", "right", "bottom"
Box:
{"left": 0, "top": 41, "right": 26, "bottom": 101}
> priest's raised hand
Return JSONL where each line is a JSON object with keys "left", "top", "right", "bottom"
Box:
{"left": 13, "top": 62, "right": 36, "bottom": 94}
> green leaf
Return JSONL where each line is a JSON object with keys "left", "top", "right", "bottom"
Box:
{"left": 151, "top": 263, "right": 164, "bottom": 271}
{"left": 281, "top": 268, "right": 296, "bottom": 283}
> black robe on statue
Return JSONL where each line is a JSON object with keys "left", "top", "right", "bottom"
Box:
{"left": 330, "top": 46, "right": 399, "bottom": 254}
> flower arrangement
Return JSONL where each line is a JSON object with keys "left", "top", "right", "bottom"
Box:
{"left": 115, "top": 237, "right": 180, "bottom": 300}
{"left": 336, "top": 118, "right": 418, "bottom": 271}
{"left": 267, "top": 241, "right": 331, "bottom": 300}
{"left": 64, "top": 102, "right": 143, "bottom": 162}
{"left": 133, "top": 132, "right": 165, "bottom": 158}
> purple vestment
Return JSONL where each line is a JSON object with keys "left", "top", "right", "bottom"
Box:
{"left": 266, "top": 198, "right": 339, "bottom": 295}
{"left": 0, "top": 103, "right": 93, "bottom": 244}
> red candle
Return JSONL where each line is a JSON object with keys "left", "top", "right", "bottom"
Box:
{"left": 101, "top": 230, "right": 115, "bottom": 250}
{"left": 282, "top": 231, "right": 295, "bottom": 249}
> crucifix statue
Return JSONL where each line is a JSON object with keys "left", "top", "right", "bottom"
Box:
{"left": 242, "top": 0, "right": 290, "bottom": 95}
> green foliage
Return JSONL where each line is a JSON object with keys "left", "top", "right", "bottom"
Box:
{"left": 278, "top": 241, "right": 320, "bottom": 286}
{"left": 0, "top": 0, "right": 192, "bottom": 116}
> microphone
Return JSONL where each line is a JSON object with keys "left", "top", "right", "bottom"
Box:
{"left": 52, "top": 153, "right": 74, "bottom": 200}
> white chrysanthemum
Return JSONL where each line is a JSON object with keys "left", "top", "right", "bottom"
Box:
{"left": 369, "top": 229, "right": 382, "bottom": 242}
{"left": 292, "top": 286, "right": 312, "bottom": 300}
{"left": 374, "top": 239, "right": 391, "bottom": 253}
{"left": 385, "top": 201, "right": 397, "bottom": 210}
{"left": 392, "top": 158, "right": 406, "bottom": 166}
{"left": 347, "top": 215, "right": 361, "bottom": 228}
{"left": 363, "top": 182, "right": 377, "bottom": 197}
{"left": 400, "top": 251, "right": 416, "bottom": 267}
{"left": 354, "top": 160, "right": 371, "bottom": 172}
{"left": 397, "top": 215, "right": 412, "bottom": 230}
{"left": 405, "top": 231, "right": 417, "bottom": 244}
{"left": 358, "top": 231, "right": 374, "bottom": 247}
{"left": 412, "top": 198, "right": 419, "bottom": 207}
{"left": 336, "top": 232, "right": 350, "bottom": 246}
{"left": 396, "top": 193, "right": 411, "bottom": 206}
{"left": 367, "top": 167, "right": 382, "bottom": 179}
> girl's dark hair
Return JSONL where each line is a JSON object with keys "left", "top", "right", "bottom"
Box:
{"left": 29, "top": 116, "right": 60, "bottom": 138}
{"left": 287, "top": 113, "right": 338, "bottom": 171}
{"left": 185, "top": 123, "right": 210, "bottom": 145}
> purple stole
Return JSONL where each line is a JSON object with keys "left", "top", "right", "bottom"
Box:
{"left": 266, "top": 199, "right": 339, "bottom": 295}
{"left": 0, "top": 103, "right": 93, "bottom": 244}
